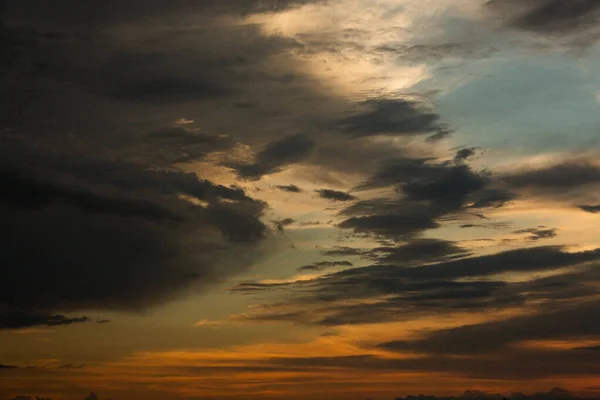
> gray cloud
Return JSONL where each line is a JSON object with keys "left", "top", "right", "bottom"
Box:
{"left": 579, "top": 204, "right": 600, "bottom": 213}
{"left": 297, "top": 261, "right": 353, "bottom": 272}
{"left": 379, "top": 299, "right": 600, "bottom": 355}
{"left": 1, "top": 168, "right": 183, "bottom": 222}
{"left": 338, "top": 211, "right": 441, "bottom": 240}
{"left": 275, "top": 184, "right": 303, "bottom": 193}
{"left": 0, "top": 149, "right": 269, "bottom": 325}
{"left": 454, "top": 147, "right": 478, "bottom": 164}
{"left": 513, "top": 227, "right": 558, "bottom": 241}
{"left": 321, "top": 246, "right": 368, "bottom": 257}
{"left": 273, "top": 217, "right": 295, "bottom": 234}
{"left": 469, "top": 188, "right": 517, "bottom": 208}
{"left": 370, "top": 239, "right": 470, "bottom": 265}
{"left": 488, "top": 0, "right": 600, "bottom": 44}
{"left": 256, "top": 346, "right": 600, "bottom": 379}
{"left": 336, "top": 98, "right": 448, "bottom": 137}
{"left": 233, "top": 246, "right": 600, "bottom": 325}
{"left": 232, "top": 134, "right": 316, "bottom": 180}
{"left": 337, "top": 158, "right": 495, "bottom": 241}
{"left": 502, "top": 161, "right": 600, "bottom": 192}
{"left": 315, "top": 189, "right": 357, "bottom": 202}
{"left": 3, "top": 0, "right": 323, "bottom": 27}
{"left": 0, "top": 313, "right": 91, "bottom": 330}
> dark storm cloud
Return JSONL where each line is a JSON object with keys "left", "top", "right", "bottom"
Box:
{"left": 297, "top": 261, "right": 353, "bottom": 272}
{"left": 338, "top": 159, "right": 494, "bottom": 241}
{"left": 314, "top": 280, "right": 521, "bottom": 326}
{"left": 370, "top": 239, "right": 470, "bottom": 265}
{"left": 338, "top": 211, "right": 441, "bottom": 240}
{"left": 0, "top": 168, "right": 182, "bottom": 222}
{"left": 0, "top": 2, "right": 319, "bottom": 145}
{"left": 469, "top": 188, "right": 517, "bottom": 208}
{"left": 2, "top": 23, "right": 300, "bottom": 107}
{"left": 402, "top": 165, "right": 489, "bottom": 205}
{"left": 379, "top": 299, "right": 600, "bottom": 355}
{"left": 2, "top": 0, "right": 323, "bottom": 30}
{"left": 336, "top": 98, "right": 448, "bottom": 137}
{"left": 353, "top": 157, "right": 437, "bottom": 190}
{"left": 232, "top": 134, "right": 316, "bottom": 179}
{"left": 502, "top": 161, "right": 600, "bottom": 192}
{"left": 0, "top": 149, "right": 269, "bottom": 326}
{"left": 315, "top": 189, "right": 357, "bottom": 202}
{"left": 355, "top": 156, "right": 495, "bottom": 208}
{"left": 345, "top": 246, "right": 600, "bottom": 282}
{"left": 453, "top": 147, "right": 478, "bottom": 164}
{"left": 34, "top": 157, "right": 254, "bottom": 204}
{"left": 237, "top": 248, "right": 600, "bottom": 326}
{"left": 138, "top": 127, "right": 235, "bottom": 165}
{"left": 233, "top": 246, "right": 600, "bottom": 325}
{"left": 0, "top": 313, "right": 91, "bottom": 330}
{"left": 579, "top": 204, "right": 600, "bottom": 213}
{"left": 329, "top": 240, "right": 469, "bottom": 267}
{"left": 238, "top": 278, "right": 520, "bottom": 325}
{"left": 487, "top": 0, "right": 600, "bottom": 44}
{"left": 273, "top": 217, "right": 295, "bottom": 234}
{"left": 0, "top": 0, "right": 462, "bottom": 187}
{"left": 275, "top": 184, "right": 303, "bottom": 193}
{"left": 0, "top": 0, "right": 338, "bottom": 330}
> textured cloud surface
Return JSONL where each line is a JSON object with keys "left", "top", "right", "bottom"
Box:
{"left": 3, "top": 0, "right": 600, "bottom": 399}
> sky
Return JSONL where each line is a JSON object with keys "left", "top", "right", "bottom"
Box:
{"left": 2, "top": 0, "right": 600, "bottom": 399}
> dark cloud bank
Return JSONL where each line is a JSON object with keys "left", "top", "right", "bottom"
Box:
{"left": 1, "top": 0, "right": 346, "bottom": 330}
{"left": 0, "top": 0, "right": 488, "bottom": 333}
{"left": 487, "top": 0, "right": 600, "bottom": 45}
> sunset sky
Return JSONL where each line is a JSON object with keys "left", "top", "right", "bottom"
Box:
{"left": 2, "top": 1, "right": 600, "bottom": 399}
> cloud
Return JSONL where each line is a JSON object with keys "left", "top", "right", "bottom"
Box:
{"left": 502, "top": 161, "right": 600, "bottom": 192}
{"left": 513, "top": 227, "right": 558, "bottom": 241}
{"left": 321, "top": 246, "right": 368, "bottom": 257}
{"left": 273, "top": 217, "right": 296, "bottom": 234}
{"left": 340, "top": 156, "right": 503, "bottom": 240}
{"left": 336, "top": 98, "right": 448, "bottom": 137}
{"left": 137, "top": 127, "right": 235, "bottom": 165}
{"left": 338, "top": 210, "right": 441, "bottom": 240}
{"left": 0, "top": 2, "right": 326, "bottom": 146}
{"left": 256, "top": 345, "right": 600, "bottom": 379}
{"left": 579, "top": 204, "right": 600, "bottom": 213}
{"left": 401, "top": 164, "right": 489, "bottom": 205}
{"left": 0, "top": 148, "right": 269, "bottom": 325}
{"left": 0, "top": 313, "right": 91, "bottom": 330}
{"left": 233, "top": 246, "right": 600, "bottom": 326}
{"left": 275, "top": 184, "right": 303, "bottom": 193}
{"left": 453, "top": 147, "right": 478, "bottom": 164}
{"left": 369, "top": 239, "right": 470, "bottom": 265}
{"left": 315, "top": 189, "right": 357, "bottom": 202}
{"left": 381, "top": 302, "right": 600, "bottom": 356}
{"left": 297, "top": 261, "right": 353, "bottom": 272}
{"left": 469, "top": 188, "right": 517, "bottom": 209}
{"left": 232, "top": 134, "right": 316, "bottom": 180}
{"left": 487, "top": 0, "right": 600, "bottom": 45}
{"left": 1, "top": 168, "right": 183, "bottom": 222}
